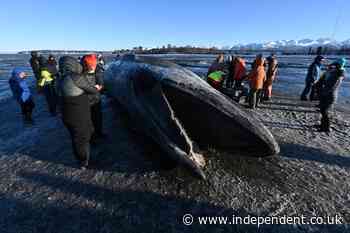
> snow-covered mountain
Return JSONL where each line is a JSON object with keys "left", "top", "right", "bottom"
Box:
{"left": 231, "top": 38, "right": 350, "bottom": 50}
{"left": 341, "top": 39, "right": 350, "bottom": 47}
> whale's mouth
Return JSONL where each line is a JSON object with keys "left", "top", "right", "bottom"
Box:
{"left": 132, "top": 69, "right": 279, "bottom": 179}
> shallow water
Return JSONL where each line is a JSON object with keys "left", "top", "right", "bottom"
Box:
{"left": 1, "top": 53, "right": 349, "bottom": 106}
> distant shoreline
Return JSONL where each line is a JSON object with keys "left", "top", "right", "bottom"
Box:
{"left": 15, "top": 45, "right": 350, "bottom": 56}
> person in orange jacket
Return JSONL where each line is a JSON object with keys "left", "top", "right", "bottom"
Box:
{"left": 247, "top": 55, "right": 266, "bottom": 109}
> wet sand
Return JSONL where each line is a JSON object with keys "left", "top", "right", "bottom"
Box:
{"left": 0, "top": 90, "right": 349, "bottom": 233}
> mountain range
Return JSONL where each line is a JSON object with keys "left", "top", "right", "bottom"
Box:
{"left": 230, "top": 38, "right": 350, "bottom": 50}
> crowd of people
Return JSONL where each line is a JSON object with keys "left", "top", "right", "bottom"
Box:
{"left": 206, "top": 53, "right": 346, "bottom": 134}
{"left": 9, "top": 52, "right": 106, "bottom": 169}
{"left": 207, "top": 53, "right": 278, "bottom": 108}
{"left": 7, "top": 51, "right": 347, "bottom": 168}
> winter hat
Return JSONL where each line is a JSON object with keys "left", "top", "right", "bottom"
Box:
{"left": 335, "top": 58, "right": 347, "bottom": 71}
{"left": 82, "top": 54, "right": 97, "bottom": 71}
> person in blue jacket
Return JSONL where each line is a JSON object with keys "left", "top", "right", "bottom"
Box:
{"left": 301, "top": 55, "right": 325, "bottom": 101}
{"left": 9, "top": 68, "right": 35, "bottom": 123}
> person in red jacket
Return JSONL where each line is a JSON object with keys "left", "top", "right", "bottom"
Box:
{"left": 233, "top": 56, "right": 247, "bottom": 90}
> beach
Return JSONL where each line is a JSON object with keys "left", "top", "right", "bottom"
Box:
{"left": 0, "top": 80, "right": 349, "bottom": 232}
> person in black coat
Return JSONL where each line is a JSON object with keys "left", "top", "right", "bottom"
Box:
{"left": 317, "top": 58, "right": 346, "bottom": 133}
{"left": 81, "top": 54, "right": 105, "bottom": 142}
{"left": 29, "top": 51, "right": 41, "bottom": 88}
{"left": 58, "top": 56, "right": 101, "bottom": 169}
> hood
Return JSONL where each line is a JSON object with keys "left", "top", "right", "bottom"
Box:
{"left": 39, "top": 56, "right": 48, "bottom": 68}
{"left": 59, "top": 56, "right": 83, "bottom": 75}
{"left": 11, "top": 67, "right": 25, "bottom": 80}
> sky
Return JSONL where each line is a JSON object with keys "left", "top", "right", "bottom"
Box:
{"left": 0, "top": 0, "right": 349, "bottom": 51}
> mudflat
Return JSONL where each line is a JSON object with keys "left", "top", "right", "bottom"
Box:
{"left": 0, "top": 90, "right": 349, "bottom": 233}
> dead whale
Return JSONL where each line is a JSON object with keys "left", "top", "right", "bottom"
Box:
{"left": 104, "top": 55, "right": 280, "bottom": 179}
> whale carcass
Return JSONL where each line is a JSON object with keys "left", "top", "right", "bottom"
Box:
{"left": 104, "top": 55, "right": 280, "bottom": 179}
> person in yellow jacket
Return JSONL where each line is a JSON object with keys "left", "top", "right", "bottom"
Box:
{"left": 39, "top": 56, "right": 57, "bottom": 116}
{"left": 207, "top": 70, "right": 225, "bottom": 90}
{"left": 207, "top": 54, "right": 225, "bottom": 76}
